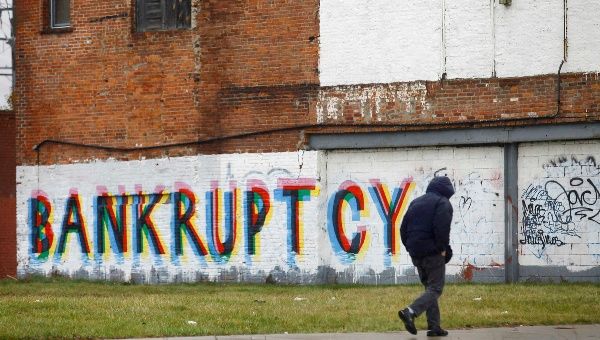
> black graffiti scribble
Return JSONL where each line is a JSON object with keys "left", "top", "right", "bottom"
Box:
{"left": 454, "top": 172, "right": 498, "bottom": 230}
{"left": 458, "top": 196, "right": 472, "bottom": 227}
{"left": 520, "top": 229, "right": 565, "bottom": 249}
{"left": 523, "top": 178, "right": 600, "bottom": 229}
{"left": 544, "top": 156, "right": 600, "bottom": 177}
{"left": 520, "top": 175, "right": 600, "bottom": 257}
{"left": 546, "top": 178, "right": 600, "bottom": 226}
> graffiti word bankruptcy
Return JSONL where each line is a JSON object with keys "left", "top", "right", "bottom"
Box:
{"left": 30, "top": 178, "right": 415, "bottom": 261}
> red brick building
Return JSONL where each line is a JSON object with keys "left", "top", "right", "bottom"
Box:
{"left": 0, "top": 110, "right": 14, "bottom": 278}
{"left": 9, "top": 1, "right": 600, "bottom": 283}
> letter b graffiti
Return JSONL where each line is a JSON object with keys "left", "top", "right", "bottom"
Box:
{"left": 30, "top": 196, "right": 54, "bottom": 259}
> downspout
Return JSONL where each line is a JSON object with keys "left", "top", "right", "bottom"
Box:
{"left": 491, "top": 0, "right": 496, "bottom": 77}
{"left": 554, "top": 0, "right": 568, "bottom": 118}
{"left": 440, "top": 0, "right": 447, "bottom": 80}
{"left": 9, "top": 2, "right": 13, "bottom": 104}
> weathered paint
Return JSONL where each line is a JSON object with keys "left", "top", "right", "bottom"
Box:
{"left": 315, "top": 82, "right": 429, "bottom": 123}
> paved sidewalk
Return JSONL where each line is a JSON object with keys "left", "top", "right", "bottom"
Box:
{"left": 126, "top": 324, "right": 600, "bottom": 340}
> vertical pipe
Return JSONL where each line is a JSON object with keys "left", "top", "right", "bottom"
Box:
{"left": 10, "top": 1, "right": 14, "bottom": 99}
{"left": 504, "top": 143, "right": 519, "bottom": 283}
{"left": 563, "top": 0, "right": 568, "bottom": 62}
{"left": 555, "top": 0, "right": 568, "bottom": 118}
{"left": 490, "top": 0, "right": 496, "bottom": 77}
{"left": 441, "top": 0, "right": 447, "bottom": 78}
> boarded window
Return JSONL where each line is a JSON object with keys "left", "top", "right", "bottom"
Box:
{"left": 50, "top": 0, "right": 71, "bottom": 28}
{"left": 137, "top": 0, "right": 191, "bottom": 32}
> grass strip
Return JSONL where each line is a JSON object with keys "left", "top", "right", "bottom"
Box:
{"left": 0, "top": 278, "right": 598, "bottom": 338}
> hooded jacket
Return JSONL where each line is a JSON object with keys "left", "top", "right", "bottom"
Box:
{"left": 400, "top": 176, "right": 455, "bottom": 259}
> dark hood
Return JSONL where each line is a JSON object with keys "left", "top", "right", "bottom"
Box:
{"left": 426, "top": 176, "right": 455, "bottom": 199}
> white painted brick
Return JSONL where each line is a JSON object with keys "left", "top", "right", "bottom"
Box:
{"left": 518, "top": 140, "right": 600, "bottom": 271}
{"left": 570, "top": 243, "right": 591, "bottom": 255}
{"left": 587, "top": 243, "right": 600, "bottom": 256}
{"left": 564, "top": 2, "right": 600, "bottom": 73}
{"left": 18, "top": 140, "right": 600, "bottom": 282}
{"left": 320, "top": 0, "right": 600, "bottom": 84}
{"left": 550, "top": 244, "right": 573, "bottom": 256}
{"left": 519, "top": 157, "right": 539, "bottom": 172}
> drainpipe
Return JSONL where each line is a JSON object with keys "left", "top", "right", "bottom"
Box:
{"left": 554, "top": 0, "right": 568, "bottom": 118}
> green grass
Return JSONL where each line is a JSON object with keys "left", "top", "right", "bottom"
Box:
{"left": 0, "top": 278, "right": 598, "bottom": 339}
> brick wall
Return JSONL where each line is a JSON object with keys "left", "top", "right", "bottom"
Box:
{"left": 15, "top": 0, "right": 319, "bottom": 166}
{"left": 316, "top": 73, "right": 600, "bottom": 125}
{"left": 16, "top": 1, "right": 599, "bottom": 167}
{"left": 12, "top": 1, "right": 600, "bottom": 283}
{"left": 15, "top": 143, "right": 600, "bottom": 283}
{"left": 0, "top": 112, "right": 15, "bottom": 278}
{"left": 17, "top": 151, "right": 322, "bottom": 283}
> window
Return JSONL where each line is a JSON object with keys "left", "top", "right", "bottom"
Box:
{"left": 136, "top": 0, "right": 191, "bottom": 32}
{"left": 50, "top": 0, "right": 70, "bottom": 28}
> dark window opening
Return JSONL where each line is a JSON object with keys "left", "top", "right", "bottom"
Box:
{"left": 50, "top": 0, "right": 71, "bottom": 28}
{"left": 137, "top": 0, "right": 191, "bottom": 32}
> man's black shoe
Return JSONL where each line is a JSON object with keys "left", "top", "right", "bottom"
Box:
{"left": 426, "top": 327, "right": 449, "bottom": 337}
{"left": 398, "top": 308, "right": 417, "bottom": 335}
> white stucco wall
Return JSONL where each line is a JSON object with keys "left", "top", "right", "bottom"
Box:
{"left": 319, "top": 0, "right": 600, "bottom": 85}
{"left": 518, "top": 141, "right": 600, "bottom": 274}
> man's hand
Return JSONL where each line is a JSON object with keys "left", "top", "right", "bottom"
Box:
{"left": 441, "top": 251, "right": 446, "bottom": 257}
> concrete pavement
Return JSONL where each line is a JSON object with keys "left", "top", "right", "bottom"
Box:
{"left": 125, "top": 324, "right": 600, "bottom": 340}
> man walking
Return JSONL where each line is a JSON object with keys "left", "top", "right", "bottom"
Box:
{"left": 398, "top": 176, "right": 454, "bottom": 337}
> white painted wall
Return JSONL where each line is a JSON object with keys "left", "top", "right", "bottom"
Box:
{"left": 319, "top": 0, "right": 442, "bottom": 85}
{"left": 17, "top": 152, "right": 321, "bottom": 283}
{"left": 320, "top": 0, "right": 600, "bottom": 85}
{"left": 444, "top": 0, "right": 494, "bottom": 79}
{"left": 0, "top": 0, "right": 11, "bottom": 109}
{"left": 323, "top": 147, "right": 505, "bottom": 282}
{"left": 17, "top": 142, "right": 600, "bottom": 283}
{"left": 518, "top": 141, "right": 600, "bottom": 273}
{"left": 17, "top": 147, "right": 506, "bottom": 283}
{"left": 566, "top": 1, "right": 600, "bottom": 73}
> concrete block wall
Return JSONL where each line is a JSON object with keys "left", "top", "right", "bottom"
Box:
{"left": 17, "top": 147, "right": 509, "bottom": 283}
{"left": 17, "top": 152, "right": 321, "bottom": 283}
{"left": 518, "top": 140, "right": 600, "bottom": 281}
{"left": 16, "top": 142, "right": 600, "bottom": 283}
{"left": 322, "top": 147, "right": 505, "bottom": 283}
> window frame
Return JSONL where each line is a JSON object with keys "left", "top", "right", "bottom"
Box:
{"left": 136, "top": 0, "right": 191, "bottom": 33}
{"left": 49, "top": 0, "right": 71, "bottom": 29}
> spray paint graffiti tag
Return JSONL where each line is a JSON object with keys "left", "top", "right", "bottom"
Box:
{"left": 520, "top": 176, "right": 600, "bottom": 257}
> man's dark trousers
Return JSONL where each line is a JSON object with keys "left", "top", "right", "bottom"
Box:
{"left": 410, "top": 254, "right": 446, "bottom": 329}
